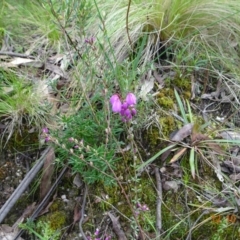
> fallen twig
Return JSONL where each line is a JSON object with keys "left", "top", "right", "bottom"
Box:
{"left": 0, "top": 51, "right": 35, "bottom": 59}
{"left": 0, "top": 147, "right": 51, "bottom": 224}
{"left": 79, "top": 184, "right": 88, "bottom": 240}
{"left": 154, "top": 167, "right": 162, "bottom": 239}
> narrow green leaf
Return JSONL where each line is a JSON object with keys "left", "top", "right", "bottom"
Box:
{"left": 174, "top": 88, "right": 188, "bottom": 124}
{"left": 189, "top": 147, "right": 195, "bottom": 179}
{"left": 202, "top": 139, "right": 240, "bottom": 144}
{"left": 137, "top": 144, "right": 177, "bottom": 171}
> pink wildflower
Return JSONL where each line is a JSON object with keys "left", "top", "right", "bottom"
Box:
{"left": 42, "top": 127, "right": 49, "bottom": 134}
{"left": 110, "top": 92, "right": 137, "bottom": 121}
{"left": 110, "top": 94, "right": 122, "bottom": 113}
{"left": 125, "top": 93, "right": 137, "bottom": 106}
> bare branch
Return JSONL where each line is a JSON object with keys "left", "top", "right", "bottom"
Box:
{"left": 154, "top": 167, "right": 162, "bottom": 239}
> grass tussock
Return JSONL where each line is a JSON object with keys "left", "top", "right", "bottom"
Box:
{"left": 88, "top": 0, "right": 240, "bottom": 73}
{"left": 0, "top": 69, "right": 52, "bottom": 143}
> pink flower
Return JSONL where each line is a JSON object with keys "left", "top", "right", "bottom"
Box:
{"left": 42, "top": 127, "right": 49, "bottom": 134}
{"left": 123, "top": 109, "right": 132, "bottom": 119}
{"left": 94, "top": 228, "right": 100, "bottom": 236}
{"left": 110, "top": 93, "right": 137, "bottom": 121}
{"left": 110, "top": 94, "right": 122, "bottom": 113}
{"left": 126, "top": 93, "right": 137, "bottom": 106}
{"left": 136, "top": 202, "right": 142, "bottom": 208}
{"left": 131, "top": 108, "right": 137, "bottom": 116}
{"left": 121, "top": 102, "right": 128, "bottom": 110}
{"left": 141, "top": 204, "right": 149, "bottom": 211}
{"left": 85, "top": 37, "right": 95, "bottom": 45}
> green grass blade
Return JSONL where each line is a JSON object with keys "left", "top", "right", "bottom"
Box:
{"left": 137, "top": 144, "right": 177, "bottom": 171}
{"left": 174, "top": 88, "right": 188, "bottom": 124}
{"left": 189, "top": 147, "right": 195, "bottom": 179}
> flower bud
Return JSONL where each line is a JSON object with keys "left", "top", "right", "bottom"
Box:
{"left": 125, "top": 93, "right": 137, "bottom": 106}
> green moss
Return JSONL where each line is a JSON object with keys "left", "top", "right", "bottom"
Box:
{"left": 48, "top": 211, "right": 67, "bottom": 231}
{"left": 38, "top": 210, "right": 67, "bottom": 232}
{"left": 92, "top": 153, "right": 157, "bottom": 222}
{"left": 192, "top": 213, "right": 240, "bottom": 239}
{"left": 143, "top": 115, "right": 175, "bottom": 153}
{"left": 174, "top": 78, "right": 191, "bottom": 91}
{"left": 138, "top": 175, "right": 156, "bottom": 203}
{"left": 161, "top": 190, "right": 188, "bottom": 238}
{"left": 157, "top": 88, "right": 175, "bottom": 109}
{"left": 49, "top": 199, "right": 63, "bottom": 212}
{"left": 159, "top": 115, "right": 175, "bottom": 138}
{"left": 145, "top": 127, "right": 161, "bottom": 147}
{"left": 38, "top": 199, "right": 67, "bottom": 234}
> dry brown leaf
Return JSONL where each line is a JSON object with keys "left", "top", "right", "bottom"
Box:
{"left": 0, "top": 224, "right": 24, "bottom": 240}
{"left": 45, "top": 63, "right": 68, "bottom": 79}
{"left": 108, "top": 212, "right": 127, "bottom": 240}
{"left": 161, "top": 124, "right": 193, "bottom": 162}
{"left": 191, "top": 132, "right": 208, "bottom": 143}
{"left": 192, "top": 133, "right": 224, "bottom": 154}
{"left": 153, "top": 70, "right": 164, "bottom": 85}
{"left": 163, "top": 181, "right": 179, "bottom": 192}
{"left": 205, "top": 142, "right": 224, "bottom": 154}
{"left": 229, "top": 173, "right": 240, "bottom": 182}
{"left": 139, "top": 70, "right": 154, "bottom": 101}
{"left": 171, "top": 123, "right": 193, "bottom": 142}
{"left": 220, "top": 131, "right": 240, "bottom": 140}
{"left": 73, "top": 204, "right": 81, "bottom": 224}
{"left": 73, "top": 173, "right": 83, "bottom": 188}
{"left": 222, "top": 161, "right": 240, "bottom": 173}
{"left": 40, "top": 147, "right": 55, "bottom": 201}
{"left": 12, "top": 202, "right": 36, "bottom": 229}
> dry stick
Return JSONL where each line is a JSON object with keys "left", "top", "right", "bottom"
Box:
{"left": 126, "top": 0, "right": 133, "bottom": 48}
{"left": 79, "top": 184, "right": 88, "bottom": 240}
{"left": 0, "top": 146, "right": 51, "bottom": 224}
{"left": 13, "top": 165, "right": 69, "bottom": 240}
{"left": 0, "top": 51, "right": 35, "bottom": 59}
{"left": 154, "top": 167, "right": 162, "bottom": 239}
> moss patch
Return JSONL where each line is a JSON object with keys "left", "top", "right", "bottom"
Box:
{"left": 38, "top": 199, "right": 68, "bottom": 233}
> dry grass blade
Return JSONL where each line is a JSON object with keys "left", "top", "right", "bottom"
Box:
{"left": 169, "top": 147, "right": 187, "bottom": 163}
